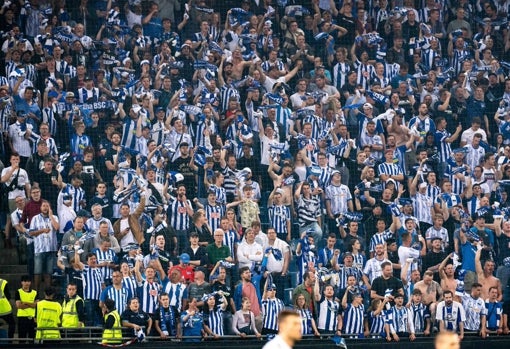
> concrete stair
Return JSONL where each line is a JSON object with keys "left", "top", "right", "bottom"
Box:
{"left": 0, "top": 236, "right": 26, "bottom": 290}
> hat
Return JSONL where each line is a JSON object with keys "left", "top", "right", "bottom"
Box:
{"left": 431, "top": 236, "right": 443, "bottom": 242}
{"left": 331, "top": 170, "right": 341, "bottom": 176}
{"left": 308, "top": 165, "right": 322, "bottom": 177}
{"left": 275, "top": 188, "right": 284, "bottom": 195}
{"left": 66, "top": 92, "right": 75, "bottom": 98}
{"left": 343, "top": 252, "right": 353, "bottom": 259}
{"left": 122, "top": 57, "right": 132, "bottom": 65}
{"left": 179, "top": 253, "right": 190, "bottom": 263}
{"left": 181, "top": 43, "right": 191, "bottom": 49}
{"left": 155, "top": 107, "right": 165, "bottom": 113}
{"left": 140, "top": 59, "right": 150, "bottom": 66}
{"left": 124, "top": 243, "right": 140, "bottom": 252}
{"left": 386, "top": 178, "right": 397, "bottom": 186}
{"left": 363, "top": 103, "right": 373, "bottom": 109}
{"left": 419, "top": 182, "right": 427, "bottom": 189}
{"left": 266, "top": 283, "right": 277, "bottom": 290}
{"left": 47, "top": 90, "right": 58, "bottom": 99}
{"left": 121, "top": 71, "right": 130, "bottom": 78}
{"left": 84, "top": 76, "right": 93, "bottom": 81}
{"left": 242, "top": 167, "right": 252, "bottom": 174}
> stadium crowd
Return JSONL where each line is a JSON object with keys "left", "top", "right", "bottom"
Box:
{"left": 1, "top": 0, "right": 510, "bottom": 344}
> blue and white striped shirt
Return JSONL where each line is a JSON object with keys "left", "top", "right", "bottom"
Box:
{"left": 205, "top": 204, "right": 225, "bottom": 233}
{"left": 268, "top": 205, "right": 291, "bottom": 237}
{"left": 82, "top": 265, "right": 103, "bottom": 300}
{"left": 137, "top": 279, "right": 161, "bottom": 314}
{"left": 318, "top": 298, "right": 340, "bottom": 332}
{"left": 343, "top": 303, "right": 365, "bottom": 336}
{"left": 436, "top": 300, "right": 465, "bottom": 331}
{"left": 167, "top": 200, "right": 192, "bottom": 231}
{"left": 262, "top": 298, "right": 284, "bottom": 331}
{"left": 100, "top": 285, "right": 131, "bottom": 314}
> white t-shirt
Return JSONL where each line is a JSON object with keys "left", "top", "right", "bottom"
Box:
{"left": 1, "top": 167, "right": 29, "bottom": 200}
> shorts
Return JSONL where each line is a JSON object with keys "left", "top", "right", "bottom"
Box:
{"left": 34, "top": 252, "right": 56, "bottom": 275}
{"left": 8, "top": 199, "right": 16, "bottom": 213}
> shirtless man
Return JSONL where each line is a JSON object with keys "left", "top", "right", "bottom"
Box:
{"left": 439, "top": 254, "right": 459, "bottom": 300}
{"left": 475, "top": 243, "right": 502, "bottom": 301}
{"left": 268, "top": 161, "right": 296, "bottom": 207}
{"left": 230, "top": 47, "right": 252, "bottom": 80}
{"left": 413, "top": 270, "right": 443, "bottom": 320}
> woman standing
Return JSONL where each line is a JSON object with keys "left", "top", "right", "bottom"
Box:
{"left": 181, "top": 298, "right": 204, "bottom": 342}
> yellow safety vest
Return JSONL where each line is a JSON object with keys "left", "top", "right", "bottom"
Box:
{"left": 0, "top": 279, "right": 12, "bottom": 316}
{"left": 35, "top": 300, "right": 62, "bottom": 340}
{"left": 102, "top": 310, "right": 122, "bottom": 344}
{"left": 62, "top": 295, "right": 83, "bottom": 328}
{"left": 17, "top": 288, "right": 37, "bottom": 318}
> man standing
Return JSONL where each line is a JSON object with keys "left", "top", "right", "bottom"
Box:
{"left": 264, "top": 228, "right": 291, "bottom": 301}
{"left": 436, "top": 290, "right": 465, "bottom": 339}
{"left": 262, "top": 310, "right": 302, "bottom": 349}
{"left": 29, "top": 200, "right": 59, "bottom": 293}
{"left": 61, "top": 282, "right": 85, "bottom": 329}
{"left": 370, "top": 261, "right": 404, "bottom": 301}
{"left": 461, "top": 282, "right": 487, "bottom": 338}
{"left": 15, "top": 275, "right": 37, "bottom": 340}
{"left": 74, "top": 251, "right": 104, "bottom": 326}
{"left": 35, "top": 286, "right": 62, "bottom": 342}
{"left": 113, "top": 196, "right": 146, "bottom": 250}
{"left": 100, "top": 270, "right": 131, "bottom": 316}
{"left": 234, "top": 267, "right": 262, "bottom": 331}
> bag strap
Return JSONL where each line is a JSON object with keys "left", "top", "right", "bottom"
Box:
{"left": 6, "top": 169, "right": 21, "bottom": 191}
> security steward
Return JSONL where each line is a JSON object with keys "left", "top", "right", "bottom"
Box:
{"left": 35, "top": 286, "right": 62, "bottom": 341}
{"left": 62, "top": 282, "right": 85, "bottom": 328}
{"left": 102, "top": 298, "right": 122, "bottom": 344}
{"left": 0, "top": 277, "right": 16, "bottom": 339}
{"left": 15, "top": 275, "right": 37, "bottom": 340}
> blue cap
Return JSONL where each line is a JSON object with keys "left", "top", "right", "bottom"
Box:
{"left": 179, "top": 253, "right": 190, "bottom": 263}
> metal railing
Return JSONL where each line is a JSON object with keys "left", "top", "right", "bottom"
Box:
{"left": 0, "top": 327, "right": 497, "bottom": 344}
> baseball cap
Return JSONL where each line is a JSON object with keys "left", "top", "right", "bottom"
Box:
{"left": 179, "top": 253, "right": 190, "bottom": 264}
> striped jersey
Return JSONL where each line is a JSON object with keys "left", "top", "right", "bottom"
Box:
{"left": 461, "top": 294, "right": 487, "bottom": 331}
{"left": 262, "top": 298, "right": 285, "bottom": 331}
{"left": 368, "top": 310, "right": 386, "bottom": 336}
{"left": 82, "top": 265, "right": 103, "bottom": 300}
{"left": 30, "top": 214, "right": 58, "bottom": 253}
{"left": 93, "top": 248, "right": 117, "bottom": 281}
{"left": 204, "top": 203, "right": 225, "bottom": 232}
{"left": 414, "top": 192, "right": 434, "bottom": 225}
{"left": 163, "top": 281, "right": 187, "bottom": 312}
{"left": 167, "top": 199, "right": 192, "bottom": 231}
{"left": 343, "top": 303, "right": 365, "bottom": 336}
{"left": 122, "top": 276, "right": 137, "bottom": 298}
{"left": 436, "top": 300, "right": 466, "bottom": 331}
{"left": 297, "top": 308, "right": 315, "bottom": 335}
{"left": 268, "top": 204, "right": 291, "bottom": 236}
{"left": 205, "top": 306, "right": 224, "bottom": 335}
{"left": 137, "top": 279, "right": 161, "bottom": 314}
{"left": 409, "top": 302, "right": 430, "bottom": 332}
{"left": 325, "top": 184, "right": 352, "bottom": 215}
{"left": 386, "top": 305, "right": 414, "bottom": 334}
{"left": 100, "top": 285, "right": 131, "bottom": 314}
{"left": 318, "top": 298, "right": 341, "bottom": 331}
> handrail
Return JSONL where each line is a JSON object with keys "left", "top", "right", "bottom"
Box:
{"left": 10, "top": 327, "right": 496, "bottom": 344}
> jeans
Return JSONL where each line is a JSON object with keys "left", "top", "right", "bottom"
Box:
{"left": 84, "top": 299, "right": 101, "bottom": 326}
